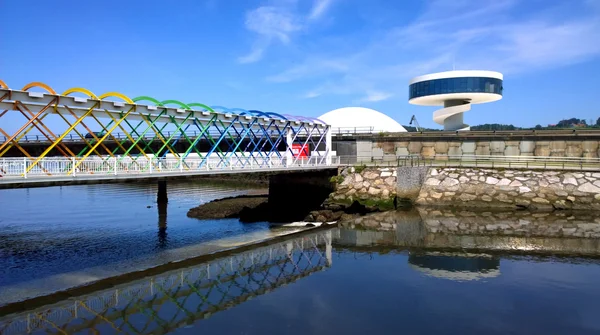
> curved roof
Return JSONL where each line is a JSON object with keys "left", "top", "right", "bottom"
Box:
{"left": 318, "top": 107, "right": 407, "bottom": 133}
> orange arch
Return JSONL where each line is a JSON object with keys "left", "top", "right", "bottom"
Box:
{"left": 62, "top": 87, "right": 99, "bottom": 100}
{"left": 22, "top": 82, "right": 56, "bottom": 95}
{"left": 99, "top": 92, "right": 134, "bottom": 104}
{"left": 0, "top": 80, "right": 8, "bottom": 89}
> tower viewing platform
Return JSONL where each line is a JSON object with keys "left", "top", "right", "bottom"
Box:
{"left": 409, "top": 70, "right": 504, "bottom": 131}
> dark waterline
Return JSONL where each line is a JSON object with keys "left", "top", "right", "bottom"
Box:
{"left": 0, "top": 181, "right": 268, "bottom": 292}
{"left": 2, "top": 210, "right": 600, "bottom": 334}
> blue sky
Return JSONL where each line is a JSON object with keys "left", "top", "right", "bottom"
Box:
{"left": 2, "top": 0, "right": 600, "bottom": 129}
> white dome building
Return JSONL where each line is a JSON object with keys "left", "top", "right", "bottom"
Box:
{"left": 318, "top": 107, "right": 407, "bottom": 133}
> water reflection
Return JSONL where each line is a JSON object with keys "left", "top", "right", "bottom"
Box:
{"left": 337, "top": 208, "right": 600, "bottom": 256}
{"left": 157, "top": 201, "right": 168, "bottom": 249}
{"left": 0, "top": 231, "right": 333, "bottom": 335}
{"left": 408, "top": 252, "right": 501, "bottom": 281}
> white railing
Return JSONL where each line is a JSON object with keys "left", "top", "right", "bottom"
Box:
{"left": 0, "top": 156, "right": 340, "bottom": 181}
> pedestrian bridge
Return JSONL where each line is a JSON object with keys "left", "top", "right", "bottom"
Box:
{"left": 0, "top": 80, "right": 336, "bottom": 186}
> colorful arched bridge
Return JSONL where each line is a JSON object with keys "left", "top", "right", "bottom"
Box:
{"left": 0, "top": 80, "right": 337, "bottom": 185}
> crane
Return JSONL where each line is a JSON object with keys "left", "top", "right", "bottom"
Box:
{"left": 409, "top": 115, "right": 421, "bottom": 132}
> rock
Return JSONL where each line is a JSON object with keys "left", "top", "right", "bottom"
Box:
{"left": 382, "top": 189, "right": 390, "bottom": 198}
{"left": 353, "top": 182, "right": 364, "bottom": 189}
{"left": 496, "top": 193, "right": 513, "bottom": 203}
{"left": 364, "top": 171, "right": 379, "bottom": 180}
{"left": 595, "top": 194, "right": 600, "bottom": 201}
{"left": 567, "top": 196, "right": 576, "bottom": 202}
{"left": 347, "top": 189, "right": 357, "bottom": 196}
{"left": 546, "top": 176, "right": 561, "bottom": 184}
{"left": 363, "top": 181, "right": 371, "bottom": 188}
{"left": 385, "top": 177, "right": 396, "bottom": 185}
{"left": 573, "top": 173, "right": 584, "bottom": 178}
{"left": 481, "top": 195, "right": 493, "bottom": 202}
{"left": 441, "top": 178, "right": 460, "bottom": 187}
{"left": 519, "top": 186, "right": 531, "bottom": 193}
{"left": 430, "top": 169, "right": 439, "bottom": 176}
{"left": 539, "top": 180, "right": 549, "bottom": 187}
{"left": 459, "top": 176, "right": 470, "bottom": 183}
{"left": 444, "top": 192, "right": 456, "bottom": 196}
{"left": 555, "top": 190, "right": 568, "bottom": 197}
{"left": 392, "top": 171, "right": 397, "bottom": 177}
{"left": 562, "top": 228, "right": 577, "bottom": 235}
{"left": 354, "top": 174, "right": 363, "bottom": 182}
{"left": 515, "top": 199, "right": 531, "bottom": 207}
{"left": 563, "top": 177, "right": 578, "bottom": 186}
{"left": 380, "top": 171, "right": 393, "bottom": 177}
{"left": 449, "top": 173, "right": 459, "bottom": 178}
{"left": 373, "top": 179, "right": 383, "bottom": 185}
{"left": 479, "top": 176, "right": 486, "bottom": 182}
{"left": 509, "top": 180, "right": 523, "bottom": 187}
{"left": 578, "top": 183, "right": 600, "bottom": 193}
{"left": 532, "top": 197, "right": 550, "bottom": 204}
{"left": 593, "top": 173, "right": 600, "bottom": 178}
{"left": 515, "top": 177, "right": 529, "bottom": 181}
{"left": 486, "top": 177, "right": 499, "bottom": 185}
{"left": 522, "top": 192, "right": 536, "bottom": 198}
{"left": 431, "top": 191, "right": 443, "bottom": 199}
{"left": 368, "top": 187, "right": 381, "bottom": 195}
{"left": 497, "top": 178, "right": 511, "bottom": 186}
{"left": 425, "top": 178, "right": 441, "bottom": 186}
{"left": 459, "top": 193, "right": 477, "bottom": 201}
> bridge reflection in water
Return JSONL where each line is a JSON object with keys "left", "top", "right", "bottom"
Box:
{"left": 0, "top": 231, "right": 333, "bottom": 335}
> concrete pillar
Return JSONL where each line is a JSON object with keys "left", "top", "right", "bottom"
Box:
{"left": 286, "top": 129, "right": 293, "bottom": 165}
{"left": 157, "top": 179, "right": 168, "bottom": 204}
{"left": 326, "top": 126, "right": 332, "bottom": 165}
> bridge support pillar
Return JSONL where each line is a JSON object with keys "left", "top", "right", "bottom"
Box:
{"left": 157, "top": 179, "right": 168, "bottom": 204}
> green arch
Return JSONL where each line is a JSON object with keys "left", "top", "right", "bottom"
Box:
{"left": 161, "top": 99, "right": 191, "bottom": 110}
{"left": 133, "top": 96, "right": 164, "bottom": 106}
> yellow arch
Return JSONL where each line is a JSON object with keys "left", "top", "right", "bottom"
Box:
{"left": 99, "top": 92, "right": 134, "bottom": 104}
{"left": 62, "top": 87, "right": 99, "bottom": 99}
{"left": 22, "top": 82, "right": 57, "bottom": 95}
{"left": 0, "top": 80, "right": 8, "bottom": 89}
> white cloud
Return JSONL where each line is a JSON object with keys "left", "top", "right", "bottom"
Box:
{"left": 308, "top": 0, "right": 334, "bottom": 20}
{"left": 238, "top": 0, "right": 335, "bottom": 64}
{"left": 359, "top": 91, "right": 393, "bottom": 102}
{"left": 267, "top": 0, "right": 600, "bottom": 99}
{"left": 238, "top": 6, "right": 301, "bottom": 63}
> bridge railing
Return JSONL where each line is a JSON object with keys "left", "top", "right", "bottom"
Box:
{"left": 0, "top": 129, "right": 327, "bottom": 143}
{"left": 338, "top": 155, "right": 600, "bottom": 171}
{"left": 0, "top": 155, "right": 340, "bottom": 180}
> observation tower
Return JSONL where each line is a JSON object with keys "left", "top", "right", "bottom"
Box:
{"left": 408, "top": 70, "right": 503, "bottom": 131}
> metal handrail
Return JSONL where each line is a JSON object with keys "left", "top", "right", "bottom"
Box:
{"left": 336, "top": 155, "right": 600, "bottom": 171}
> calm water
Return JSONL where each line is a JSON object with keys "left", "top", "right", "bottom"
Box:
{"left": 0, "top": 181, "right": 270, "bottom": 303}
{"left": 2, "top": 209, "right": 600, "bottom": 334}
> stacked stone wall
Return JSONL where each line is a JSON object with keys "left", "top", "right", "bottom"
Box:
{"left": 330, "top": 167, "right": 397, "bottom": 209}
{"left": 363, "top": 139, "right": 600, "bottom": 162}
{"left": 417, "top": 167, "right": 600, "bottom": 210}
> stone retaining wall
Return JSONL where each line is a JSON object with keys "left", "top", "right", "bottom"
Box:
{"left": 330, "top": 167, "right": 397, "bottom": 209}
{"left": 416, "top": 167, "right": 600, "bottom": 210}
{"left": 360, "top": 139, "right": 600, "bottom": 162}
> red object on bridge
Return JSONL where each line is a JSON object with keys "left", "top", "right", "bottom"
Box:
{"left": 291, "top": 144, "right": 309, "bottom": 158}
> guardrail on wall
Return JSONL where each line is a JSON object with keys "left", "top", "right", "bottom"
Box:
{"left": 337, "top": 155, "right": 600, "bottom": 171}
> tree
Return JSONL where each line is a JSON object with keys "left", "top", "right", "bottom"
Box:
{"left": 597, "top": 117, "right": 600, "bottom": 126}
{"left": 535, "top": 124, "right": 542, "bottom": 130}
